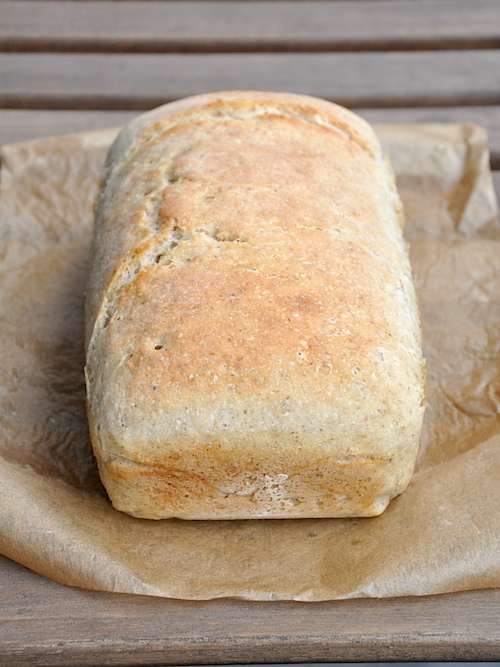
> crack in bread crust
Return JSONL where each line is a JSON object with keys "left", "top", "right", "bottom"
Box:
{"left": 86, "top": 94, "right": 393, "bottom": 355}
{"left": 97, "top": 221, "right": 251, "bottom": 334}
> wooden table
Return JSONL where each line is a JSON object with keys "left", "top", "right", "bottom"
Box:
{"left": 1, "top": 1, "right": 500, "bottom": 664}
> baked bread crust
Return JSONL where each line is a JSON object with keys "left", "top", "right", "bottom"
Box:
{"left": 85, "top": 91, "right": 425, "bottom": 519}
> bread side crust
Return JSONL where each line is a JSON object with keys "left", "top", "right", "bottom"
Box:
{"left": 96, "top": 451, "right": 393, "bottom": 520}
{"left": 85, "top": 92, "right": 425, "bottom": 519}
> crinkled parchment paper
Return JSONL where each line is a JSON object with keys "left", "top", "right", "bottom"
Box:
{"left": 0, "top": 122, "right": 499, "bottom": 600}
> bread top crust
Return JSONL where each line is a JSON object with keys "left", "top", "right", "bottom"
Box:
{"left": 85, "top": 92, "right": 425, "bottom": 493}
{"left": 85, "top": 92, "right": 386, "bottom": 345}
{"left": 106, "top": 91, "right": 381, "bottom": 177}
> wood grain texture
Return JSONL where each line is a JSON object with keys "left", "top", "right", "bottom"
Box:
{"left": 2, "top": 50, "right": 500, "bottom": 110}
{"left": 0, "top": 555, "right": 499, "bottom": 665}
{"left": 2, "top": 0, "right": 500, "bottom": 52}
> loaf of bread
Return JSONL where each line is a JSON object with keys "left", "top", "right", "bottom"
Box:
{"left": 85, "top": 91, "right": 425, "bottom": 520}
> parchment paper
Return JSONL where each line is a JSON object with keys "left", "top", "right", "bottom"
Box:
{"left": 0, "top": 122, "right": 499, "bottom": 600}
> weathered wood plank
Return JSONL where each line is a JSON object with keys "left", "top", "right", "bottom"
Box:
{"left": 2, "top": 0, "right": 500, "bottom": 53}
{"left": 2, "top": 50, "right": 500, "bottom": 110}
{"left": 0, "top": 555, "right": 499, "bottom": 665}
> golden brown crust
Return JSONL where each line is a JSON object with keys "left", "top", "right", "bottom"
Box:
{"left": 85, "top": 92, "right": 425, "bottom": 519}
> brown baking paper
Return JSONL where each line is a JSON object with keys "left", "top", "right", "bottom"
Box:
{"left": 0, "top": 122, "right": 499, "bottom": 600}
